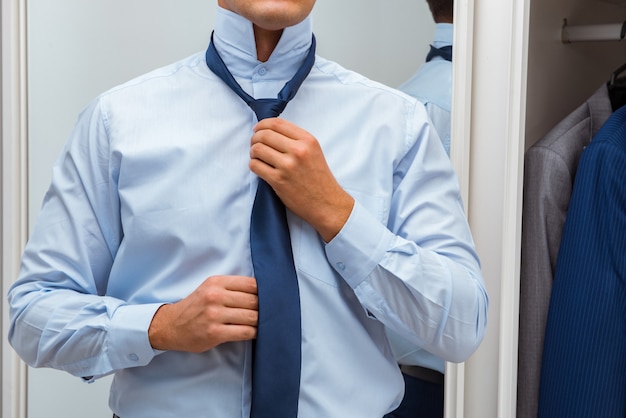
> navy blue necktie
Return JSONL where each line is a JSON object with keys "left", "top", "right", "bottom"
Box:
{"left": 206, "top": 33, "right": 316, "bottom": 418}
{"left": 426, "top": 45, "right": 453, "bottom": 62}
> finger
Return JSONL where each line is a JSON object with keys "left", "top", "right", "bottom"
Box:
{"left": 253, "top": 118, "right": 315, "bottom": 151}
{"left": 224, "top": 291, "right": 259, "bottom": 311}
{"left": 221, "top": 306, "right": 259, "bottom": 327}
{"left": 250, "top": 140, "right": 284, "bottom": 170}
{"left": 221, "top": 276, "right": 258, "bottom": 294}
{"left": 216, "top": 323, "right": 257, "bottom": 343}
{"left": 250, "top": 126, "right": 292, "bottom": 155}
{"left": 253, "top": 118, "right": 306, "bottom": 138}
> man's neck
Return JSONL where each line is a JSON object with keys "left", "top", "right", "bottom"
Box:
{"left": 253, "top": 25, "right": 283, "bottom": 62}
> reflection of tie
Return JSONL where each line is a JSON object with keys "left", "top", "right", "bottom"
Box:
{"left": 426, "top": 45, "right": 452, "bottom": 62}
{"left": 205, "top": 33, "right": 316, "bottom": 418}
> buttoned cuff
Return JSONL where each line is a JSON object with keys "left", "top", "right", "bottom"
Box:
{"left": 107, "top": 303, "right": 164, "bottom": 370}
{"left": 325, "top": 200, "right": 394, "bottom": 288}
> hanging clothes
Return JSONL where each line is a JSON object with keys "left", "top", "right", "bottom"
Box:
{"left": 537, "top": 103, "right": 626, "bottom": 417}
{"left": 517, "top": 84, "right": 614, "bottom": 418}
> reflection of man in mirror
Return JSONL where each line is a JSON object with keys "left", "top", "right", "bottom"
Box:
{"left": 399, "top": 0, "right": 453, "bottom": 157}
{"left": 8, "top": 0, "right": 487, "bottom": 417}
{"left": 386, "top": 4, "right": 455, "bottom": 418}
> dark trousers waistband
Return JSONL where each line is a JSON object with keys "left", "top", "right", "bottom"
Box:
{"left": 399, "top": 364, "right": 444, "bottom": 385}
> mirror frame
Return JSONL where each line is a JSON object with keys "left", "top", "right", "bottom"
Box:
{"left": 445, "top": 0, "right": 475, "bottom": 415}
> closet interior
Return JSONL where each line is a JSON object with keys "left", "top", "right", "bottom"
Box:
{"left": 517, "top": 0, "right": 626, "bottom": 415}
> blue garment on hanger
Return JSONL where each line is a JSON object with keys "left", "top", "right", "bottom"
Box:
{"left": 538, "top": 104, "right": 626, "bottom": 418}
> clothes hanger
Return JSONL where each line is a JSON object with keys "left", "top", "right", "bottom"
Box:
{"left": 607, "top": 62, "right": 626, "bottom": 111}
{"left": 609, "top": 62, "right": 626, "bottom": 85}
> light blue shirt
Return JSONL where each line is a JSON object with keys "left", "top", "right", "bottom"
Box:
{"left": 388, "top": 23, "right": 455, "bottom": 375}
{"left": 399, "top": 23, "right": 453, "bottom": 156}
{"left": 8, "top": 10, "right": 487, "bottom": 418}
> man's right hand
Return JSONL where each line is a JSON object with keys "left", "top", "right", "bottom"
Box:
{"left": 148, "top": 275, "right": 258, "bottom": 352}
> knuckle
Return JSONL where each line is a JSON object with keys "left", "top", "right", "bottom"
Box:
{"left": 250, "top": 142, "right": 261, "bottom": 159}
{"left": 202, "top": 289, "right": 219, "bottom": 305}
{"left": 291, "top": 143, "right": 308, "bottom": 160}
{"left": 243, "top": 327, "right": 257, "bottom": 340}
{"left": 250, "top": 142, "right": 261, "bottom": 154}
{"left": 247, "top": 310, "right": 259, "bottom": 324}
{"left": 281, "top": 156, "right": 298, "bottom": 173}
{"left": 204, "top": 305, "right": 220, "bottom": 319}
{"left": 265, "top": 118, "right": 280, "bottom": 129}
{"left": 249, "top": 160, "right": 258, "bottom": 173}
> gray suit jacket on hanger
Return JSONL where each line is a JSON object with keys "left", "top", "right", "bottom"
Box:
{"left": 516, "top": 84, "right": 613, "bottom": 418}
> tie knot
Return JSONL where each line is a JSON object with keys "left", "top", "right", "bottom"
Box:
{"left": 206, "top": 33, "right": 316, "bottom": 124}
{"left": 251, "top": 99, "right": 289, "bottom": 120}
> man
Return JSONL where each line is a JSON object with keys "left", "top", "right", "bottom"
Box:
{"left": 399, "top": 0, "right": 453, "bottom": 155}
{"left": 386, "top": 1, "right": 454, "bottom": 416}
{"left": 8, "top": 1, "right": 487, "bottom": 417}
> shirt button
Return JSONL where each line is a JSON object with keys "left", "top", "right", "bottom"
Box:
{"left": 258, "top": 67, "right": 267, "bottom": 76}
{"left": 128, "top": 353, "right": 139, "bottom": 361}
{"left": 336, "top": 262, "right": 346, "bottom": 271}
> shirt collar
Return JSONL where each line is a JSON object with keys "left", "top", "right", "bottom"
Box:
{"left": 432, "top": 23, "right": 453, "bottom": 48}
{"left": 212, "top": 6, "right": 314, "bottom": 79}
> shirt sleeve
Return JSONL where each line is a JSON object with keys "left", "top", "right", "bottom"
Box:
{"left": 325, "top": 108, "right": 488, "bottom": 363}
{"left": 424, "top": 102, "right": 451, "bottom": 156}
{"left": 7, "top": 98, "right": 162, "bottom": 379}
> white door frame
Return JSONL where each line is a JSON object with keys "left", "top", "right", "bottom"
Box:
{"left": 457, "top": 0, "right": 529, "bottom": 415}
{"left": 2, "top": 0, "right": 28, "bottom": 417}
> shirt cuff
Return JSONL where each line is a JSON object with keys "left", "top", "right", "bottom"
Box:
{"left": 107, "top": 302, "right": 164, "bottom": 370}
{"left": 325, "top": 200, "right": 394, "bottom": 289}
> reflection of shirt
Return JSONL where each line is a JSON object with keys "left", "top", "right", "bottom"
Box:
{"left": 8, "top": 9, "right": 487, "bottom": 418}
{"left": 387, "top": 23, "right": 454, "bottom": 375}
{"left": 399, "top": 23, "right": 453, "bottom": 155}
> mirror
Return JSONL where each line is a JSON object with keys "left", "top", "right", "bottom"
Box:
{"left": 24, "top": 0, "right": 439, "bottom": 416}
